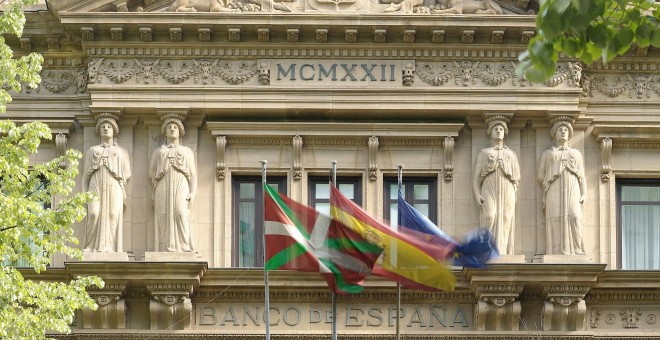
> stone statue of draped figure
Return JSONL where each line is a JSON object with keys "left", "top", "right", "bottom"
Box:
{"left": 538, "top": 119, "right": 587, "bottom": 255}
{"left": 473, "top": 117, "right": 520, "bottom": 255}
{"left": 149, "top": 118, "right": 197, "bottom": 252}
{"left": 83, "top": 117, "right": 131, "bottom": 252}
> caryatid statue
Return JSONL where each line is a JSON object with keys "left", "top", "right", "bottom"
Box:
{"left": 82, "top": 112, "right": 131, "bottom": 252}
{"left": 149, "top": 114, "right": 198, "bottom": 252}
{"left": 472, "top": 116, "right": 520, "bottom": 255}
{"left": 538, "top": 116, "right": 587, "bottom": 255}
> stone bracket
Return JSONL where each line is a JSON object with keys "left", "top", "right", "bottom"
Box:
{"left": 216, "top": 135, "right": 227, "bottom": 180}
{"left": 146, "top": 281, "right": 195, "bottom": 330}
{"left": 542, "top": 285, "right": 590, "bottom": 331}
{"left": 292, "top": 135, "right": 303, "bottom": 181}
{"left": 473, "top": 284, "right": 524, "bottom": 331}
{"left": 600, "top": 137, "right": 612, "bottom": 182}
{"left": 443, "top": 136, "right": 454, "bottom": 181}
{"left": 81, "top": 280, "right": 128, "bottom": 329}
{"left": 368, "top": 136, "right": 378, "bottom": 181}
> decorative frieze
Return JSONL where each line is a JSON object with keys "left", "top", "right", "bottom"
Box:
{"left": 583, "top": 72, "right": 660, "bottom": 99}
{"left": 416, "top": 61, "right": 581, "bottom": 89}
{"left": 87, "top": 58, "right": 259, "bottom": 86}
{"left": 9, "top": 68, "right": 87, "bottom": 95}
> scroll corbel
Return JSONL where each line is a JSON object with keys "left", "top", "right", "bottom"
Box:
{"left": 368, "top": 136, "right": 379, "bottom": 181}
{"left": 55, "top": 133, "right": 68, "bottom": 169}
{"left": 443, "top": 136, "right": 454, "bottom": 181}
{"left": 216, "top": 136, "right": 227, "bottom": 180}
{"left": 600, "top": 137, "right": 612, "bottom": 182}
{"left": 292, "top": 135, "right": 303, "bottom": 181}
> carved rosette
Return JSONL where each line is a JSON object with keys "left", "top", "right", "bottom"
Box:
{"left": 542, "top": 285, "right": 590, "bottom": 331}
{"left": 81, "top": 282, "right": 127, "bottom": 329}
{"left": 473, "top": 284, "right": 523, "bottom": 331}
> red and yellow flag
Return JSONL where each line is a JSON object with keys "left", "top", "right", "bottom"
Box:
{"left": 330, "top": 185, "right": 456, "bottom": 291}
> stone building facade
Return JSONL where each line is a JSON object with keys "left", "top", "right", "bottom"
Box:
{"left": 9, "top": 0, "right": 660, "bottom": 338}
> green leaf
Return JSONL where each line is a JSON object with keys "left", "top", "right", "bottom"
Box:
{"left": 650, "top": 28, "right": 660, "bottom": 47}
{"left": 636, "top": 22, "right": 652, "bottom": 46}
{"left": 571, "top": 0, "right": 590, "bottom": 14}
{"left": 552, "top": 0, "right": 572, "bottom": 13}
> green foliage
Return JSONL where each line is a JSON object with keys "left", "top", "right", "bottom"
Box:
{"left": 1, "top": 1, "right": 102, "bottom": 338}
{"left": 0, "top": 0, "right": 44, "bottom": 113}
{"left": 519, "top": 0, "right": 660, "bottom": 82}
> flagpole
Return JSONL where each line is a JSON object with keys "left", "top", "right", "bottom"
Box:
{"left": 261, "top": 160, "right": 271, "bottom": 340}
{"left": 330, "top": 160, "right": 338, "bottom": 340}
{"left": 396, "top": 164, "right": 403, "bottom": 340}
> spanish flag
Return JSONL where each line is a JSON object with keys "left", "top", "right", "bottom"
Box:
{"left": 330, "top": 184, "right": 456, "bottom": 291}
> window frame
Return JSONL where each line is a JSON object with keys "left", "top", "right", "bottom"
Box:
{"left": 308, "top": 176, "right": 362, "bottom": 212}
{"left": 383, "top": 177, "right": 438, "bottom": 226}
{"left": 232, "top": 176, "right": 286, "bottom": 268}
{"left": 616, "top": 178, "right": 660, "bottom": 270}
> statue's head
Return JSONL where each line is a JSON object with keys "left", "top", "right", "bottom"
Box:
{"left": 95, "top": 117, "right": 119, "bottom": 138}
{"left": 161, "top": 118, "right": 186, "bottom": 138}
{"left": 550, "top": 120, "right": 574, "bottom": 140}
{"left": 487, "top": 119, "right": 508, "bottom": 138}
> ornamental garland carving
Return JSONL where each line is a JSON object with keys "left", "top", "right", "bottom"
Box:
{"left": 7, "top": 68, "right": 88, "bottom": 95}
{"left": 416, "top": 61, "right": 581, "bottom": 89}
{"left": 582, "top": 73, "right": 660, "bottom": 99}
{"left": 87, "top": 58, "right": 259, "bottom": 86}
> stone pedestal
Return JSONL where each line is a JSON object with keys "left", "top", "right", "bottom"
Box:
{"left": 539, "top": 254, "right": 592, "bottom": 264}
{"left": 489, "top": 254, "right": 526, "bottom": 264}
{"left": 144, "top": 251, "right": 197, "bottom": 261}
{"left": 82, "top": 251, "right": 129, "bottom": 261}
